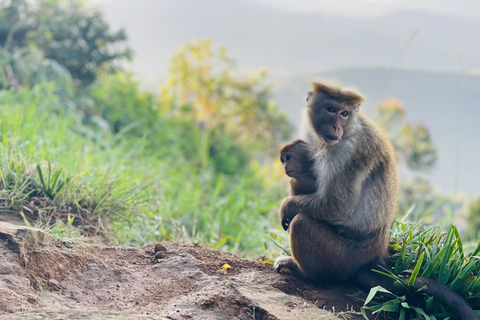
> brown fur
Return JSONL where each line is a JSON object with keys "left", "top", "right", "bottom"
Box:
{"left": 280, "top": 139, "right": 317, "bottom": 195}
{"left": 311, "top": 82, "right": 364, "bottom": 106}
{"left": 275, "top": 82, "right": 397, "bottom": 283}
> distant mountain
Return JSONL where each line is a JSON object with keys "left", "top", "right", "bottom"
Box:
{"left": 272, "top": 67, "right": 480, "bottom": 195}
{"left": 99, "top": 0, "right": 480, "bottom": 84}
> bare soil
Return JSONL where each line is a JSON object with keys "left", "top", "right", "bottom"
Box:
{"left": 0, "top": 219, "right": 366, "bottom": 320}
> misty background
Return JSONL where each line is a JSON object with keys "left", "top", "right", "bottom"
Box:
{"left": 94, "top": 0, "right": 480, "bottom": 196}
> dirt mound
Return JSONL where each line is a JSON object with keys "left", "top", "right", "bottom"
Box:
{"left": 0, "top": 220, "right": 365, "bottom": 319}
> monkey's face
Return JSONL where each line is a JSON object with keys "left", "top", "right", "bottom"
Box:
{"left": 280, "top": 151, "right": 298, "bottom": 177}
{"left": 280, "top": 140, "right": 310, "bottom": 178}
{"left": 307, "top": 94, "right": 355, "bottom": 145}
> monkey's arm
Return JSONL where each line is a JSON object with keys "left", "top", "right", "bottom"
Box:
{"left": 280, "top": 191, "right": 358, "bottom": 230}
{"left": 290, "top": 175, "right": 317, "bottom": 195}
{"left": 281, "top": 158, "right": 371, "bottom": 230}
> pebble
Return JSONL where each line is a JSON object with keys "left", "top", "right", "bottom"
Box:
{"left": 155, "top": 251, "right": 165, "bottom": 259}
{"left": 48, "top": 279, "right": 61, "bottom": 291}
{"left": 154, "top": 243, "right": 167, "bottom": 253}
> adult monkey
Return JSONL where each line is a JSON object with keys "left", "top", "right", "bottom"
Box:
{"left": 274, "top": 82, "right": 479, "bottom": 320}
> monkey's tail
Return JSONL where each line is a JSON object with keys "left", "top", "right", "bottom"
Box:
{"left": 355, "top": 263, "right": 480, "bottom": 320}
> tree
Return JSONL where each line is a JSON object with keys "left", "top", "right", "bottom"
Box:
{"left": 160, "top": 39, "right": 293, "bottom": 155}
{"left": 375, "top": 98, "right": 437, "bottom": 172}
{"left": 0, "top": 0, "right": 132, "bottom": 86}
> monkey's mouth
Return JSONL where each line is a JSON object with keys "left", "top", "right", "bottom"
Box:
{"left": 323, "top": 135, "right": 339, "bottom": 144}
{"left": 286, "top": 170, "right": 296, "bottom": 176}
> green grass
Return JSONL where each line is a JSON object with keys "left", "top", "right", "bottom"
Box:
{"left": 0, "top": 85, "right": 286, "bottom": 257}
{"left": 362, "top": 221, "right": 480, "bottom": 319}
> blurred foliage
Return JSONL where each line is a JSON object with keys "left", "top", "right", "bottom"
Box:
{"left": 88, "top": 72, "right": 157, "bottom": 133}
{"left": 467, "top": 196, "right": 480, "bottom": 239}
{"left": 160, "top": 38, "right": 293, "bottom": 156}
{"left": 87, "top": 39, "right": 293, "bottom": 175}
{"left": 0, "top": 0, "right": 132, "bottom": 86}
{"left": 396, "top": 177, "right": 467, "bottom": 228}
{"left": 375, "top": 98, "right": 443, "bottom": 223}
{"left": 375, "top": 98, "right": 437, "bottom": 172}
{"left": 398, "top": 178, "right": 441, "bottom": 222}
{"left": 0, "top": 46, "right": 72, "bottom": 91}
{"left": 88, "top": 71, "right": 255, "bottom": 174}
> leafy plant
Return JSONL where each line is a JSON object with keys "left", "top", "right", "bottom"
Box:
{"left": 32, "top": 162, "right": 69, "bottom": 200}
{"left": 362, "top": 221, "right": 480, "bottom": 319}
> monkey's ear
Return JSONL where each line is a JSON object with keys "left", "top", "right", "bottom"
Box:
{"left": 306, "top": 91, "right": 313, "bottom": 102}
{"left": 352, "top": 103, "right": 362, "bottom": 110}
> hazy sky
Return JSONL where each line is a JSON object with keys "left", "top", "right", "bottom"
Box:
{"left": 247, "top": 0, "right": 480, "bottom": 18}
{"left": 95, "top": 0, "right": 480, "bottom": 19}
{"left": 93, "top": 0, "right": 480, "bottom": 87}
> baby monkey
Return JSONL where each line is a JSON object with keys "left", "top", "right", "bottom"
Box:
{"left": 280, "top": 139, "right": 317, "bottom": 195}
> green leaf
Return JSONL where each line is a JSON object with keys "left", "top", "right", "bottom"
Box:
{"left": 361, "top": 308, "right": 369, "bottom": 319}
{"left": 378, "top": 304, "right": 400, "bottom": 312}
{"left": 409, "top": 251, "right": 425, "bottom": 286}
{"left": 422, "top": 243, "right": 450, "bottom": 278}
{"left": 364, "top": 286, "right": 395, "bottom": 305}
{"left": 413, "top": 306, "right": 432, "bottom": 320}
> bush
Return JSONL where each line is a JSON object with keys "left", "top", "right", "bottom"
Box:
{"left": 89, "top": 71, "right": 254, "bottom": 175}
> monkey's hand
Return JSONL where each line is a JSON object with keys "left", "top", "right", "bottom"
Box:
{"left": 280, "top": 197, "right": 298, "bottom": 230}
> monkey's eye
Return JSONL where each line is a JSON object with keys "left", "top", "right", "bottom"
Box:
{"left": 340, "top": 111, "right": 349, "bottom": 117}
{"left": 326, "top": 107, "right": 336, "bottom": 114}
{"left": 286, "top": 155, "right": 291, "bottom": 161}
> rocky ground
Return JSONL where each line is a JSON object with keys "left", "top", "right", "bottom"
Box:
{"left": 0, "top": 215, "right": 366, "bottom": 320}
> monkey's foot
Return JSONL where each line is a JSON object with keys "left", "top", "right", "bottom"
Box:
{"left": 273, "top": 256, "right": 301, "bottom": 275}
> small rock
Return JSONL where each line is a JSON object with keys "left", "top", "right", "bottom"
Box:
{"left": 155, "top": 251, "right": 165, "bottom": 259}
{"left": 0, "top": 262, "right": 14, "bottom": 274}
{"left": 48, "top": 279, "right": 61, "bottom": 291}
{"left": 2, "top": 275, "right": 30, "bottom": 288}
{"left": 154, "top": 244, "right": 167, "bottom": 253}
{"left": 0, "top": 222, "right": 48, "bottom": 255}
